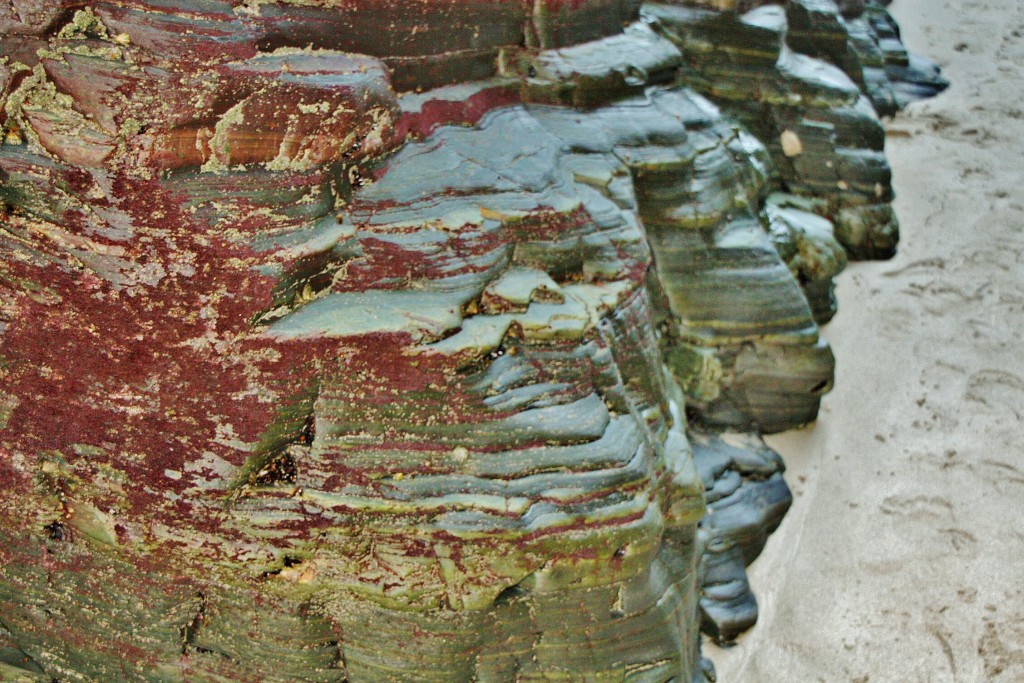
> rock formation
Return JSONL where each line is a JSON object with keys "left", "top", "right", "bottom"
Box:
{"left": 0, "top": 1, "right": 943, "bottom": 681}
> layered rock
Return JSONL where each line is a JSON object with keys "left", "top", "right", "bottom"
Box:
{"left": 0, "top": 2, "right": 942, "bottom": 681}
{"left": 691, "top": 429, "right": 791, "bottom": 642}
{"left": 646, "top": 0, "right": 945, "bottom": 260}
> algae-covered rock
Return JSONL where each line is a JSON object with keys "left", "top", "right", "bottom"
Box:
{"left": 646, "top": 0, "right": 945, "bottom": 260}
{"left": 0, "top": 1, "right": 943, "bottom": 681}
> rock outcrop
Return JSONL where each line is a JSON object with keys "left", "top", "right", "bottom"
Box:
{"left": 0, "top": 1, "right": 943, "bottom": 681}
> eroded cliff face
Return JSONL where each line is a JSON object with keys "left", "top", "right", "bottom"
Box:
{"left": 0, "top": 2, "right": 942, "bottom": 681}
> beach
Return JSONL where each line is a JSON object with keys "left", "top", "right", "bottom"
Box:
{"left": 710, "top": 0, "right": 1024, "bottom": 680}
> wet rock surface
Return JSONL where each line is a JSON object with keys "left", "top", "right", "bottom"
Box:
{"left": 0, "top": 2, "right": 941, "bottom": 681}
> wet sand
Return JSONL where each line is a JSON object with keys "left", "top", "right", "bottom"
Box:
{"left": 710, "top": 0, "right": 1024, "bottom": 680}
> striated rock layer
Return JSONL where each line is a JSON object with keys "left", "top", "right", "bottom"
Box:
{"left": 0, "top": 1, "right": 942, "bottom": 681}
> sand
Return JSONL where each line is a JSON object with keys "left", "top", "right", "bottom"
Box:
{"left": 708, "top": 0, "right": 1024, "bottom": 680}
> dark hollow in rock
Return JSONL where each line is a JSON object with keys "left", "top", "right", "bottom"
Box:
{"left": 0, "top": 1, "right": 943, "bottom": 681}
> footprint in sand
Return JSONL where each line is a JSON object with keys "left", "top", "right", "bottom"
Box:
{"left": 979, "top": 616, "right": 1024, "bottom": 679}
{"left": 980, "top": 459, "right": 1024, "bottom": 488}
{"left": 965, "top": 369, "right": 1024, "bottom": 418}
{"left": 938, "top": 527, "right": 978, "bottom": 553}
{"left": 879, "top": 494, "right": 955, "bottom": 521}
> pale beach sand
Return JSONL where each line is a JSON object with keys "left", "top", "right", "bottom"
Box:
{"left": 709, "top": 0, "right": 1024, "bottom": 680}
